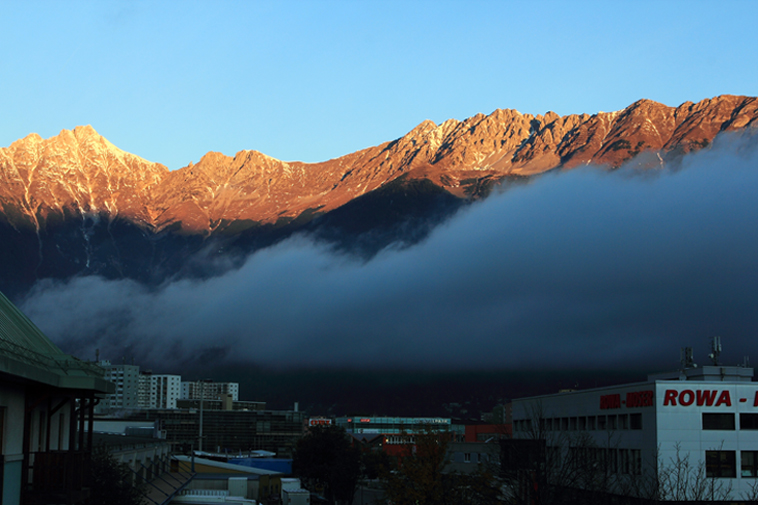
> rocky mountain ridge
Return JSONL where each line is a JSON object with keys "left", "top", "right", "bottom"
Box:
{"left": 2, "top": 95, "right": 756, "bottom": 237}
{"left": 0, "top": 95, "right": 756, "bottom": 297}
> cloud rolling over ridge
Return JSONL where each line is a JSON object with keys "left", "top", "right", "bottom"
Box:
{"left": 20, "top": 132, "right": 758, "bottom": 373}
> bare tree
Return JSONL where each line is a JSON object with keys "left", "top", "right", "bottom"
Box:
{"left": 651, "top": 442, "right": 733, "bottom": 502}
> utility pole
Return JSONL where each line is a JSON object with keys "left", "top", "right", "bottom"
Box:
{"left": 198, "top": 380, "right": 208, "bottom": 453}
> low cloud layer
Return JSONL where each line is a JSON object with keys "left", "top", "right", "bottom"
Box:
{"left": 21, "top": 131, "right": 758, "bottom": 373}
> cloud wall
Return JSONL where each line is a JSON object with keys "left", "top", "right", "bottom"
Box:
{"left": 21, "top": 131, "right": 758, "bottom": 373}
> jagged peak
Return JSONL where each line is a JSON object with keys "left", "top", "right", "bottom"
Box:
{"left": 197, "top": 151, "right": 233, "bottom": 164}
{"left": 404, "top": 120, "right": 438, "bottom": 139}
{"left": 72, "top": 124, "right": 100, "bottom": 138}
{"left": 235, "top": 149, "right": 283, "bottom": 164}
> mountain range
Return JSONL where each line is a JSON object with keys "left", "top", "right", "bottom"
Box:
{"left": 1, "top": 95, "right": 756, "bottom": 298}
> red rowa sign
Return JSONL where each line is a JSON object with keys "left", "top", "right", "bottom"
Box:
{"left": 662, "top": 389, "right": 735, "bottom": 407}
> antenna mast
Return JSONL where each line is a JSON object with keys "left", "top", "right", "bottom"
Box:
{"left": 708, "top": 336, "right": 722, "bottom": 366}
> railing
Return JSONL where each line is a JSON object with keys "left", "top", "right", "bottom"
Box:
{"left": 27, "top": 451, "right": 90, "bottom": 504}
{"left": 0, "top": 337, "right": 104, "bottom": 376}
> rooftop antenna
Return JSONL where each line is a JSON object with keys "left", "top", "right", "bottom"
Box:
{"left": 680, "top": 347, "right": 696, "bottom": 369}
{"left": 708, "top": 336, "right": 722, "bottom": 366}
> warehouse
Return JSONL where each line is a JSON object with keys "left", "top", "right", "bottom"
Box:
{"left": 511, "top": 351, "right": 758, "bottom": 501}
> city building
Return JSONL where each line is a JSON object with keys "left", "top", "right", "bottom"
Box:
{"left": 119, "top": 407, "right": 306, "bottom": 458}
{"left": 138, "top": 369, "right": 152, "bottom": 408}
{"left": 182, "top": 381, "right": 240, "bottom": 402}
{"left": 98, "top": 360, "right": 141, "bottom": 411}
{"left": 152, "top": 374, "right": 182, "bottom": 409}
{"left": 337, "top": 416, "right": 465, "bottom": 458}
{"left": 177, "top": 398, "right": 266, "bottom": 411}
{"left": 510, "top": 349, "right": 758, "bottom": 501}
{"left": 446, "top": 441, "right": 502, "bottom": 475}
{"left": 0, "top": 290, "right": 114, "bottom": 505}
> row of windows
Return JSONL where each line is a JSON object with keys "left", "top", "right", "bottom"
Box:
{"left": 513, "top": 414, "right": 643, "bottom": 433}
{"left": 455, "top": 452, "right": 490, "bottom": 463}
{"left": 564, "top": 447, "right": 643, "bottom": 475}
{"left": 706, "top": 450, "right": 758, "bottom": 478}
{"left": 703, "top": 413, "right": 758, "bottom": 430}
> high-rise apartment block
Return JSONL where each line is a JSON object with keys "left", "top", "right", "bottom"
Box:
{"left": 99, "top": 361, "right": 141, "bottom": 410}
{"left": 152, "top": 374, "right": 182, "bottom": 408}
{"left": 98, "top": 361, "right": 184, "bottom": 412}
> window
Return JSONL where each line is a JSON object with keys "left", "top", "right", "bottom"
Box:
{"left": 608, "top": 448, "right": 618, "bottom": 474}
{"left": 464, "top": 453, "right": 471, "bottom": 463}
{"left": 706, "top": 451, "right": 736, "bottom": 478}
{"left": 607, "top": 415, "right": 617, "bottom": 430}
{"left": 741, "top": 413, "right": 758, "bottom": 430}
{"left": 619, "top": 414, "right": 628, "bottom": 430}
{"left": 620, "top": 449, "right": 630, "bottom": 474}
{"left": 632, "top": 449, "right": 642, "bottom": 475}
{"left": 630, "top": 413, "right": 642, "bottom": 430}
{"left": 742, "top": 451, "right": 758, "bottom": 477}
{"left": 703, "top": 413, "right": 735, "bottom": 430}
{"left": 597, "top": 416, "right": 606, "bottom": 430}
{"left": 587, "top": 416, "right": 596, "bottom": 430}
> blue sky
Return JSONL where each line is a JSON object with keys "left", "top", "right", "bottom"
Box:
{"left": 2, "top": 0, "right": 756, "bottom": 170}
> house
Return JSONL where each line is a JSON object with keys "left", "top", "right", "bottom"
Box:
{"left": 0, "top": 290, "right": 114, "bottom": 504}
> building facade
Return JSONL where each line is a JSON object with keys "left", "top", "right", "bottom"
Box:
{"left": 511, "top": 365, "right": 758, "bottom": 501}
{"left": 99, "top": 361, "right": 141, "bottom": 411}
{"left": 0, "top": 291, "right": 114, "bottom": 505}
{"left": 151, "top": 374, "right": 182, "bottom": 409}
{"left": 121, "top": 408, "right": 306, "bottom": 458}
{"left": 181, "top": 381, "right": 240, "bottom": 402}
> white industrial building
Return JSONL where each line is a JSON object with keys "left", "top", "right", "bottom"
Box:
{"left": 512, "top": 347, "right": 758, "bottom": 502}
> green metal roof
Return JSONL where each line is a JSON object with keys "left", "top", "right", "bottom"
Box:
{"left": 0, "top": 290, "right": 114, "bottom": 393}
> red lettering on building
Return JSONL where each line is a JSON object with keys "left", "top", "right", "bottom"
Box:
{"left": 696, "top": 390, "right": 717, "bottom": 406}
{"left": 716, "top": 390, "right": 732, "bottom": 407}
{"left": 661, "top": 389, "right": 742, "bottom": 407}
{"left": 626, "top": 390, "right": 654, "bottom": 408}
{"left": 600, "top": 394, "right": 621, "bottom": 410}
{"left": 754, "top": 392, "right": 758, "bottom": 407}
{"left": 679, "top": 390, "right": 695, "bottom": 406}
{"left": 663, "top": 390, "right": 678, "bottom": 406}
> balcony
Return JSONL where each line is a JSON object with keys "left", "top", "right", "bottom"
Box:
{"left": 26, "top": 451, "right": 90, "bottom": 505}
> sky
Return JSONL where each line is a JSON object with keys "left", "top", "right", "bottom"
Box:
{"left": 4, "top": 1, "right": 758, "bottom": 402}
{"left": 2, "top": 1, "right": 757, "bottom": 170}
